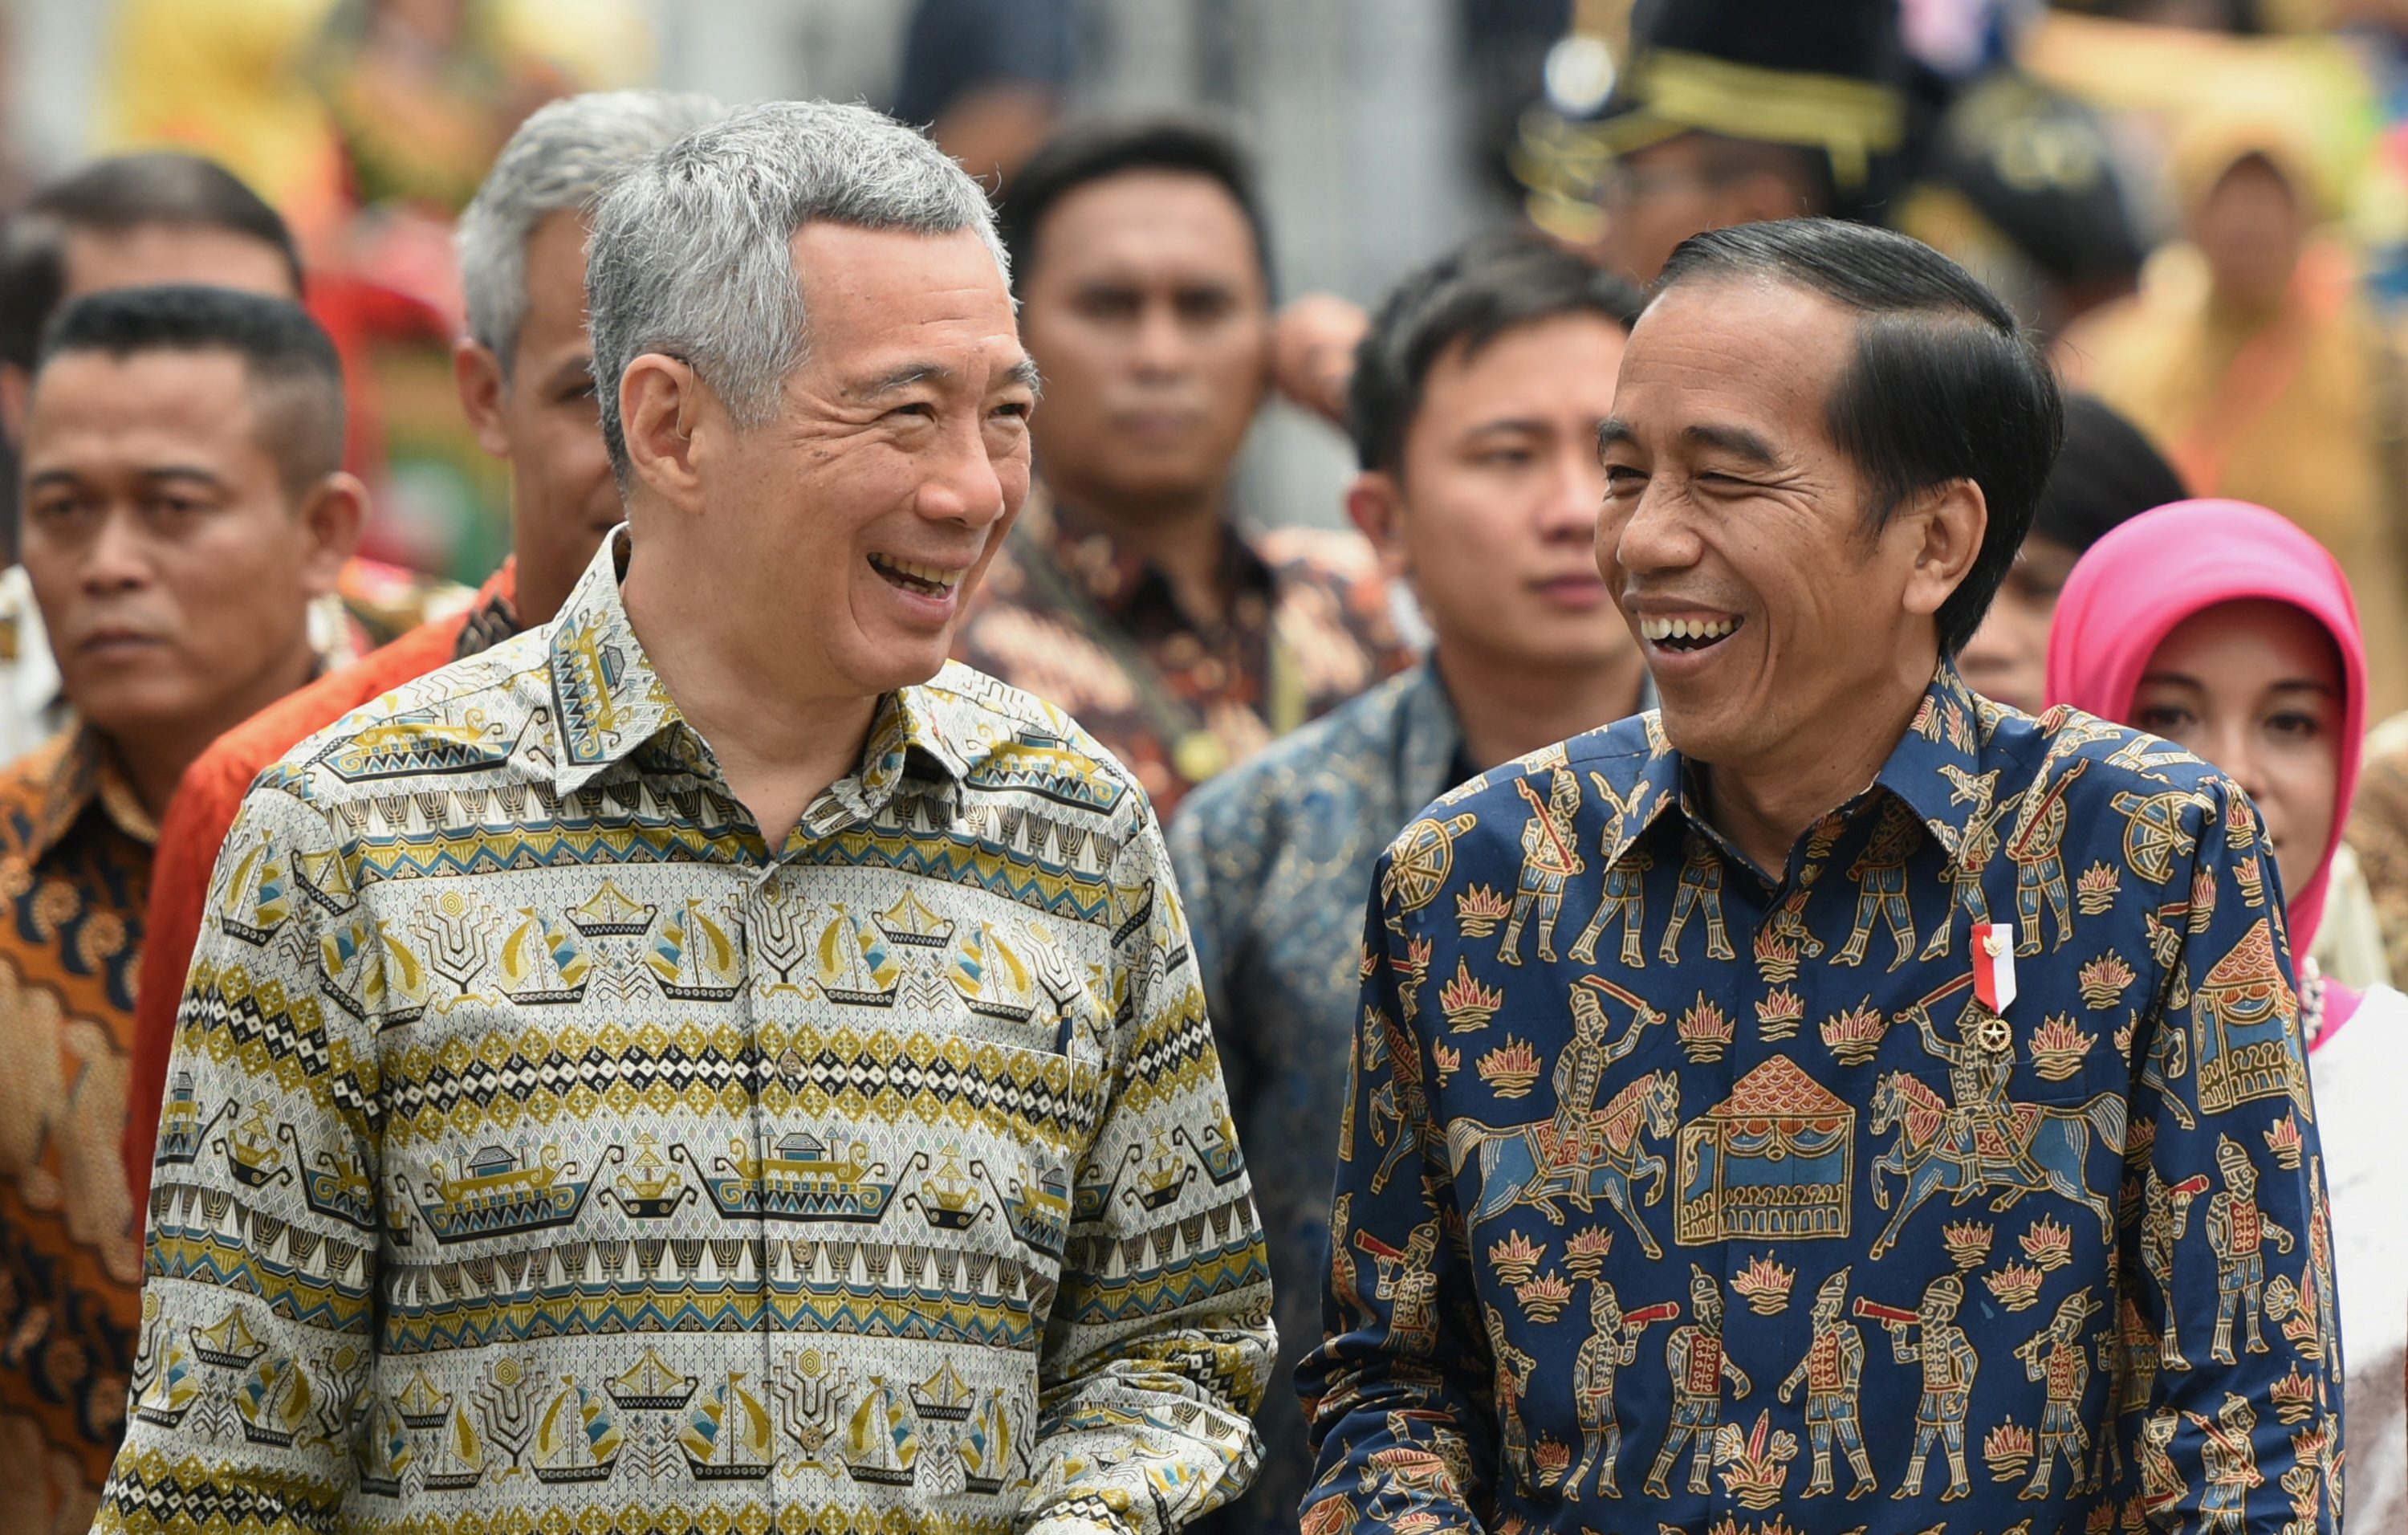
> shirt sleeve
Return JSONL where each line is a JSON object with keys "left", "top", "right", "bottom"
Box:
{"left": 1295, "top": 853, "right": 1496, "bottom": 1532}
{"left": 2130, "top": 775, "right": 2343, "bottom": 1533}
{"left": 1021, "top": 802, "right": 1275, "bottom": 1535}
{"left": 96, "top": 779, "right": 382, "bottom": 1534}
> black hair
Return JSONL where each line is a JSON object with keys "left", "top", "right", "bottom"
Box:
{"left": 0, "top": 152, "right": 303, "bottom": 373}
{"left": 1653, "top": 217, "right": 2064, "bottom": 656}
{"left": 1350, "top": 231, "right": 1642, "bottom": 475}
{"left": 995, "top": 117, "right": 1273, "bottom": 293}
{"left": 35, "top": 285, "right": 345, "bottom": 495}
{"left": 2031, "top": 394, "right": 2186, "bottom": 555}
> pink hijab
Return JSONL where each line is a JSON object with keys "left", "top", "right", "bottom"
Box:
{"left": 2045, "top": 499, "right": 2365, "bottom": 959}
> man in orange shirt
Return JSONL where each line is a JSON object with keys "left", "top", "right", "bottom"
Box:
{"left": 120, "top": 89, "right": 722, "bottom": 1204}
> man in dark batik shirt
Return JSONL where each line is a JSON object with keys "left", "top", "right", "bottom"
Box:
{"left": 1302, "top": 220, "right": 2342, "bottom": 1533}
{"left": 951, "top": 119, "right": 1411, "bottom": 816}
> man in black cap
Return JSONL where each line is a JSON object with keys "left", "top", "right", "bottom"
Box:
{"left": 1581, "top": 0, "right": 1908, "bottom": 283}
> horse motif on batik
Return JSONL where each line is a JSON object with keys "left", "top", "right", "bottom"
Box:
{"left": 1868, "top": 1072, "right": 2125, "bottom": 1259}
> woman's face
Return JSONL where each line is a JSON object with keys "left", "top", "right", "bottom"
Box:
{"left": 2129, "top": 598, "right": 2343, "bottom": 899}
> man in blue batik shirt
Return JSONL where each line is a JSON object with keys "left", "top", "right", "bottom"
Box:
{"left": 1170, "top": 233, "right": 1649, "bottom": 1535}
{"left": 1300, "top": 219, "right": 2343, "bottom": 1533}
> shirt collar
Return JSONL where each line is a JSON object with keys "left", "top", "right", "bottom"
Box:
{"left": 1869, "top": 663, "right": 1992, "bottom": 861}
{"left": 547, "top": 529, "right": 981, "bottom": 813}
{"left": 1601, "top": 665, "right": 1983, "bottom": 872}
{"left": 26, "top": 722, "right": 157, "bottom": 861}
{"left": 1027, "top": 483, "right": 1272, "bottom": 619}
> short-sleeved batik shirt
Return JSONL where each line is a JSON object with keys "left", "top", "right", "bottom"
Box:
{"left": 1303, "top": 666, "right": 2342, "bottom": 1533}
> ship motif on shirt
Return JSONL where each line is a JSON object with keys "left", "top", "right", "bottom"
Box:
{"left": 531, "top": 1377, "right": 622, "bottom": 1484}
{"left": 497, "top": 908, "right": 589, "bottom": 1005}
{"left": 213, "top": 838, "right": 292, "bottom": 946}
{"left": 815, "top": 905, "right": 901, "bottom": 1007}
{"left": 414, "top": 1140, "right": 616, "bottom": 1244}
{"left": 675, "top": 1131, "right": 897, "bottom": 1224}
{"left": 649, "top": 898, "right": 743, "bottom": 1001}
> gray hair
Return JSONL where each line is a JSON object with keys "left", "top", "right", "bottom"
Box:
{"left": 455, "top": 89, "right": 726, "bottom": 374}
{"left": 587, "top": 100, "right": 1007, "bottom": 485}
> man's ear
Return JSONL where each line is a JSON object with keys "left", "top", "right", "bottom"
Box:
{"left": 619, "top": 353, "right": 708, "bottom": 514}
{"left": 1899, "top": 478, "right": 1988, "bottom": 623}
{"left": 296, "top": 471, "right": 370, "bottom": 597}
{"left": 452, "top": 339, "right": 513, "bottom": 460}
{"left": 1345, "top": 470, "right": 1411, "bottom": 584}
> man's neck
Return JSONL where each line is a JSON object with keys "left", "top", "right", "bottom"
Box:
{"left": 1056, "top": 479, "right": 1231, "bottom": 626}
{"left": 107, "top": 645, "right": 319, "bottom": 822}
{"left": 1699, "top": 658, "right": 1936, "bottom": 879}
{"left": 1439, "top": 641, "right": 1649, "bottom": 776}
{"left": 621, "top": 543, "right": 877, "bottom": 849}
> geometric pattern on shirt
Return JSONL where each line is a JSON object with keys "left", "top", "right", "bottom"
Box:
{"left": 96, "top": 537, "right": 1274, "bottom": 1535}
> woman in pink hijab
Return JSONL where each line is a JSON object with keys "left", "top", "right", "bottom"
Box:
{"left": 2049, "top": 497, "right": 2402, "bottom": 1533}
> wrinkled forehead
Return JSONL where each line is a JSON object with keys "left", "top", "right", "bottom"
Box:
{"left": 1610, "top": 275, "right": 1857, "bottom": 451}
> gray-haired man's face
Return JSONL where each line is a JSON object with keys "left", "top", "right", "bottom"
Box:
{"left": 644, "top": 222, "right": 1035, "bottom": 698}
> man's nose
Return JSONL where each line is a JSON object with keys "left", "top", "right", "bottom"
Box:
{"left": 79, "top": 507, "right": 154, "bottom": 592}
{"left": 1128, "top": 301, "right": 1193, "bottom": 378}
{"left": 1608, "top": 478, "right": 1701, "bottom": 576}
{"left": 1541, "top": 457, "right": 1607, "bottom": 541}
{"left": 917, "top": 419, "right": 1011, "bottom": 527}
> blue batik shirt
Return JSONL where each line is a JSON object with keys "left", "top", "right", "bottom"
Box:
{"left": 1301, "top": 666, "right": 2343, "bottom": 1533}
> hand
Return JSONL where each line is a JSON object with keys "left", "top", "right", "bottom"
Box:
{"left": 1778, "top": 1380, "right": 1796, "bottom": 1404}
{"left": 1270, "top": 292, "right": 1369, "bottom": 428}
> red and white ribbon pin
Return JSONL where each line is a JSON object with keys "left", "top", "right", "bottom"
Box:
{"left": 1971, "top": 921, "right": 2018, "bottom": 1013}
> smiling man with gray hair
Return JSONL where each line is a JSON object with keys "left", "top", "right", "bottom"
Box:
{"left": 96, "top": 99, "right": 1272, "bottom": 1535}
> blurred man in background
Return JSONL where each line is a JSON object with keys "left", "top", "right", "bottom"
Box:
{"left": 951, "top": 118, "right": 1412, "bottom": 813}
{"left": 1171, "top": 231, "right": 1646, "bottom": 1535}
{"left": 0, "top": 150, "right": 468, "bottom": 763}
{"left": 118, "top": 88, "right": 722, "bottom": 1215}
{"left": 0, "top": 286, "right": 360, "bottom": 1532}
{"left": 1581, "top": 0, "right": 1909, "bottom": 283}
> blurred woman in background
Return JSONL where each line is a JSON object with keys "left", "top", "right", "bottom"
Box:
{"left": 2049, "top": 498, "right": 2404, "bottom": 1535}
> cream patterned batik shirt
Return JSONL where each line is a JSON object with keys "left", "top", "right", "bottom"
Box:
{"left": 96, "top": 535, "right": 1274, "bottom": 1535}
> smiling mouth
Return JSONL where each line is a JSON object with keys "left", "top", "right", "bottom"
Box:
{"left": 1640, "top": 614, "right": 1743, "bottom": 653}
{"left": 868, "top": 553, "right": 964, "bottom": 597}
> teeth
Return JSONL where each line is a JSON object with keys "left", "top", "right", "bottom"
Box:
{"left": 1640, "top": 615, "right": 1738, "bottom": 643}
{"left": 873, "top": 555, "right": 961, "bottom": 591}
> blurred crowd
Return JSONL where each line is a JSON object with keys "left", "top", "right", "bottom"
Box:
{"left": 1, "top": 0, "right": 2407, "bottom": 1530}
